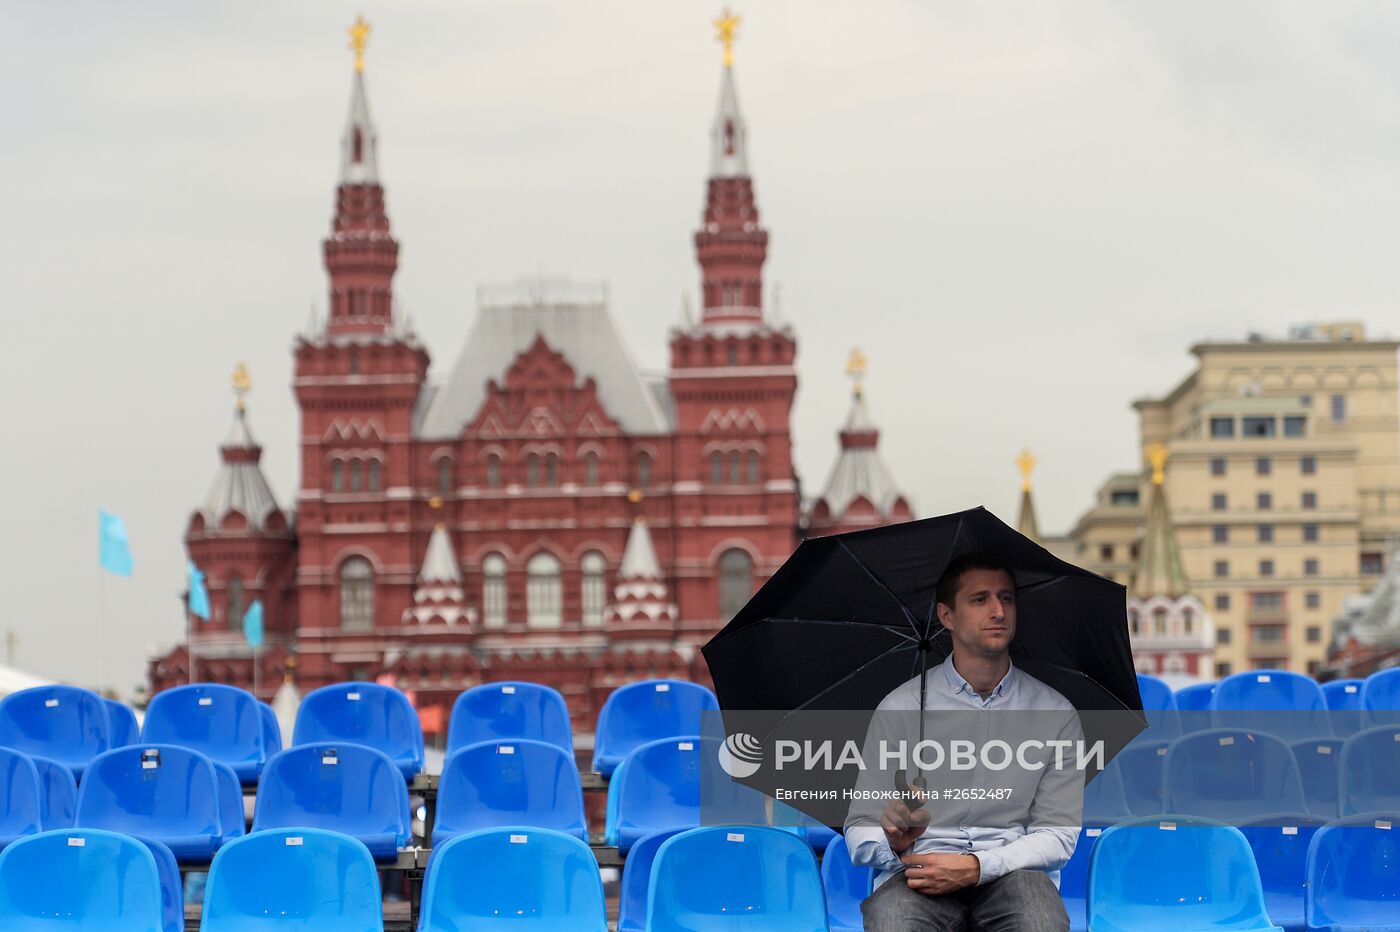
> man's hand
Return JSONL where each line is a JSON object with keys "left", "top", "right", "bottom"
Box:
{"left": 879, "top": 798, "right": 930, "bottom": 854}
{"left": 900, "top": 852, "right": 981, "bottom": 895}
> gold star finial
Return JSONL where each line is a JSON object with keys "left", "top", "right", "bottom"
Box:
{"left": 232, "top": 363, "right": 251, "bottom": 412}
{"left": 713, "top": 8, "right": 740, "bottom": 68}
{"left": 846, "top": 347, "right": 868, "bottom": 400}
{"left": 1146, "top": 442, "right": 1169, "bottom": 486}
{"left": 1016, "top": 448, "right": 1037, "bottom": 492}
{"left": 347, "top": 15, "right": 371, "bottom": 74}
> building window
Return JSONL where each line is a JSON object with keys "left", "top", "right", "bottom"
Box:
{"left": 367, "top": 460, "right": 381, "bottom": 492}
{"left": 1257, "top": 525, "right": 1273, "bottom": 543}
{"left": 437, "top": 458, "right": 453, "bottom": 492}
{"left": 1217, "top": 627, "right": 1232, "bottom": 646}
{"left": 1256, "top": 457, "right": 1271, "bottom": 476}
{"left": 718, "top": 548, "right": 754, "bottom": 622}
{"left": 634, "top": 452, "right": 651, "bottom": 488}
{"left": 1305, "top": 591, "right": 1321, "bottom": 610}
{"left": 1214, "top": 560, "right": 1229, "bottom": 578}
{"left": 1210, "top": 417, "right": 1235, "bottom": 439}
{"left": 1242, "top": 416, "right": 1276, "bottom": 438}
{"left": 1210, "top": 457, "right": 1227, "bottom": 477}
{"left": 331, "top": 460, "right": 344, "bottom": 493}
{"left": 1110, "top": 489, "right": 1139, "bottom": 506}
{"left": 526, "top": 552, "right": 562, "bottom": 628}
{"left": 1253, "top": 659, "right": 1285, "bottom": 671}
{"left": 1302, "top": 523, "right": 1319, "bottom": 543}
{"left": 581, "top": 551, "right": 606, "bottom": 626}
{"left": 726, "top": 344, "right": 738, "bottom": 366}
{"left": 729, "top": 451, "right": 742, "bottom": 484}
{"left": 1251, "top": 591, "right": 1284, "bottom": 611}
{"left": 1152, "top": 607, "right": 1168, "bottom": 637}
{"left": 1362, "top": 552, "right": 1385, "bottom": 575}
{"left": 1259, "top": 559, "right": 1274, "bottom": 577}
{"left": 349, "top": 460, "right": 363, "bottom": 492}
{"left": 1212, "top": 493, "right": 1228, "bottom": 511}
{"left": 1216, "top": 662, "right": 1233, "bottom": 678}
{"left": 1212, "top": 525, "right": 1229, "bottom": 544}
{"left": 226, "top": 576, "right": 245, "bottom": 630}
{"left": 1251, "top": 624, "right": 1286, "bottom": 645}
{"left": 1301, "top": 491, "right": 1317, "bottom": 510}
{"left": 1306, "top": 625, "right": 1322, "bottom": 644}
{"left": 1129, "top": 543, "right": 1139, "bottom": 560}
{"left": 1128, "top": 609, "right": 1140, "bottom": 637}
{"left": 747, "top": 451, "right": 760, "bottom": 484}
{"left": 482, "top": 554, "right": 507, "bottom": 628}
{"left": 348, "top": 351, "right": 360, "bottom": 374}
{"left": 1283, "top": 416, "right": 1306, "bottom": 437}
{"left": 1304, "top": 558, "right": 1319, "bottom": 576}
{"left": 1301, "top": 455, "right": 1316, "bottom": 475}
{"left": 486, "top": 454, "right": 501, "bottom": 489}
{"left": 339, "top": 557, "right": 375, "bottom": 632}
{"left": 1256, "top": 492, "right": 1272, "bottom": 510}
{"left": 1099, "top": 544, "right": 1114, "bottom": 561}
{"left": 1181, "top": 606, "right": 1195, "bottom": 635}
{"left": 544, "top": 453, "right": 559, "bottom": 486}
{"left": 1330, "top": 394, "right": 1346, "bottom": 424}
{"left": 1215, "top": 593, "right": 1231, "bottom": 611}
{"left": 710, "top": 452, "right": 723, "bottom": 484}
{"left": 1307, "top": 660, "right": 1322, "bottom": 676}
{"left": 525, "top": 454, "right": 540, "bottom": 488}
{"left": 584, "top": 452, "right": 599, "bottom": 487}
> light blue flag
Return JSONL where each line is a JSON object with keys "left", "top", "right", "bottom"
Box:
{"left": 243, "top": 599, "right": 264, "bottom": 649}
{"left": 187, "top": 561, "right": 211, "bottom": 621}
{"left": 98, "top": 511, "right": 133, "bottom": 577}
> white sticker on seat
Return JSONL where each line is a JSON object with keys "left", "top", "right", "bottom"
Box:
{"left": 1377, "top": 820, "right": 1392, "bottom": 831}
{"left": 678, "top": 742, "right": 694, "bottom": 751}
{"left": 199, "top": 698, "right": 213, "bottom": 706}
{"left": 1318, "top": 745, "right": 1333, "bottom": 755}
{"left": 44, "top": 699, "right": 59, "bottom": 708}
{"left": 510, "top": 834, "right": 528, "bottom": 844}
{"left": 347, "top": 693, "right": 361, "bottom": 701}
{"left": 286, "top": 837, "right": 304, "bottom": 846}
{"left": 1345, "top": 685, "right": 1359, "bottom": 694}
{"left": 142, "top": 761, "right": 157, "bottom": 770}
{"left": 1257, "top": 675, "right": 1272, "bottom": 683}
{"left": 1156, "top": 747, "right": 1168, "bottom": 757}
{"left": 322, "top": 756, "right": 338, "bottom": 765}
{"left": 655, "top": 684, "right": 670, "bottom": 692}
{"left": 68, "top": 837, "right": 85, "bottom": 847}
{"left": 502, "top": 686, "right": 516, "bottom": 695}
{"left": 1283, "top": 826, "right": 1298, "bottom": 836}
{"left": 727, "top": 833, "right": 745, "bottom": 842}
{"left": 1219, "top": 736, "right": 1235, "bottom": 747}
{"left": 498, "top": 745, "right": 515, "bottom": 755}
{"left": 1159, "top": 822, "right": 1176, "bottom": 831}
{"left": 1086, "top": 828, "right": 1102, "bottom": 837}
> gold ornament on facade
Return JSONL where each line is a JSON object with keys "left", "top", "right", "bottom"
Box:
{"left": 1145, "top": 441, "right": 1169, "bottom": 486}
{"left": 232, "top": 363, "right": 251, "bottom": 412}
{"left": 428, "top": 496, "right": 442, "bottom": 510}
{"left": 347, "top": 15, "right": 371, "bottom": 74}
{"left": 846, "top": 347, "right": 868, "bottom": 400}
{"left": 627, "top": 489, "right": 644, "bottom": 504}
{"left": 713, "top": 8, "right": 740, "bottom": 68}
{"left": 1017, "top": 448, "right": 1037, "bottom": 492}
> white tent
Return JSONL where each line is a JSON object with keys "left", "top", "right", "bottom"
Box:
{"left": 270, "top": 677, "right": 301, "bottom": 751}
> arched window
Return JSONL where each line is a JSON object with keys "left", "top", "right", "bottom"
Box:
{"left": 226, "top": 576, "right": 245, "bottom": 630}
{"left": 437, "top": 458, "right": 453, "bottom": 492}
{"left": 349, "top": 459, "right": 363, "bottom": 492}
{"left": 525, "top": 454, "right": 540, "bottom": 488}
{"left": 545, "top": 453, "right": 559, "bottom": 486}
{"left": 747, "top": 451, "right": 760, "bottom": 484}
{"left": 581, "top": 551, "right": 607, "bottom": 626}
{"left": 1128, "top": 608, "right": 1140, "bottom": 637}
{"left": 710, "top": 452, "right": 723, "bottom": 484}
{"left": 718, "top": 548, "right": 753, "bottom": 622}
{"left": 339, "top": 557, "right": 375, "bottom": 631}
{"left": 367, "top": 459, "right": 381, "bottom": 492}
{"left": 1181, "top": 606, "right": 1195, "bottom": 635}
{"left": 726, "top": 344, "right": 738, "bottom": 366}
{"left": 331, "top": 460, "right": 344, "bottom": 493}
{"left": 729, "top": 451, "right": 742, "bottom": 484}
{"left": 527, "top": 552, "right": 562, "bottom": 628}
{"left": 482, "top": 554, "right": 507, "bottom": 628}
{"left": 1152, "top": 607, "right": 1168, "bottom": 637}
{"left": 486, "top": 454, "right": 501, "bottom": 489}
{"left": 584, "top": 452, "right": 600, "bottom": 487}
{"left": 635, "top": 452, "right": 652, "bottom": 488}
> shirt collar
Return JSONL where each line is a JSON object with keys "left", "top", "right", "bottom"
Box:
{"left": 941, "top": 657, "right": 1016, "bottom": 699}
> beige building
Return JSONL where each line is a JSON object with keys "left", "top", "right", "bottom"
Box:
{"left": 1073, "top": 321, "right": 1400, "bottom": 678}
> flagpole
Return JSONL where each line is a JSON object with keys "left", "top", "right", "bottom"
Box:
{"left": 253, "top": 645, "right": 260, "bottom": 700}
{"left": 97, "top": 568, "right": 106, "bottom": 697}
{"left": 187, "top": 603, "right": 194, "bottom": 687}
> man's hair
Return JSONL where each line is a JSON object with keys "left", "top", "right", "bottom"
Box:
{"left": 935, "top": 552, "right": 1016, "bottom": 609}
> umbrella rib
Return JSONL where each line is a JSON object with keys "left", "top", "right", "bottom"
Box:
{"left": 1018, "top": 657, "right": 1144, "bottom": 718}
{"left": 835, "top": 539, "right": 922, "bottom": 639}
{"left": 923, "top": 514, "right": 966, "bottom": 629}
{"left": 760, "top": 617, "right": 918, "bottom": 643}
{"left": 772, "top": 640, "right": 920, "bottom": 722}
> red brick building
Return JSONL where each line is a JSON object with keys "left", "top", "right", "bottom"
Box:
{"left": 149, "top": 45, "right": 911, "bottom": 735}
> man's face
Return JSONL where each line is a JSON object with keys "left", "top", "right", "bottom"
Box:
{"left": 936, "top": 568, "right": 1017, "bottom": 659}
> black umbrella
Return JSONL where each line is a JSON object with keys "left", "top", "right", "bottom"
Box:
{"left": 701, "top": 507, "right": 1145, "bottom": 809}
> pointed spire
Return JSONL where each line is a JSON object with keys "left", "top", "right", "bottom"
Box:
{"left": 619, "top": 517, "right": 664, "bottom": 580}
{"left": 418, "top": 524, "right": 462, "bottom": 584}
{"left": 201, "top": 365, "right": 284, "bottom": 532}
{"left": 606, "top": 518, "right": 678, "bottom": 643}
{"left": 1133, "top": 443, "right": 1189, "bottom": 599}
{"left": 403, "top": 524, "right": 471, "bottom": 627}
{"left": 340, "top": 17, "right": 379, "bottom": 184}
{"left": 1016, "top": 449, "right": 1041, "bottom": 543}
{"left": 709, "top": 54, "right": 749, "bottom": 176}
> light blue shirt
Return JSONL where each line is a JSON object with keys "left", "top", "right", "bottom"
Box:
{"left": 844, "top": 658, "right": 1083, "bottom": 889}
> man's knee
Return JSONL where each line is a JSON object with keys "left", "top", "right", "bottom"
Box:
{"left": 972, "top": 870, "right": 1068, "bottom": 932}
{"left": 862, "top": 878, "right": 966, "bottom": 932}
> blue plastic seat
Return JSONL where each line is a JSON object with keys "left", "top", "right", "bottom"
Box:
{"left": 0, "top": 828, "right": 166, "bottom": 930}
{"left": 259, "top": 701, "right": 282, "bottom": 753}
{"left": 1239, "top": 816, "right": 1324, "bottom": 932}
{"left": 1175, "top": 682, "right": 1217, "bottom": 735}
{"left": 1322, "top": 679, "right": 1365, "bottom": 737}
{"left": 105, "top": 699, "right": 140, "bottom": 747}
{"left": 1088, "top": 818, "right": 1282, "bottom": 932}
{"left": 770, "top": 800, "right": 838, "bottom": 851}
{"left": 1305, "top": 815, "right": 1400, "bottom": 932}
{"left": 419, "top": 827, "right": 606, "bottom": 932}
{"left": 449, "top": 681, "right": 574, "bottom": 756}
{"left": 647, "top": 825, "right": 828, "bottom": 932}
{"left": 75, "top": 745, "right": 223, "bottom": 862}
{"left": 822, "top": 833, "right": 873, "bottom": 932}
{"left": 592, "top": 680, "right": 718, "bottom": 777}
{"left": 1339, "top": 724, "right": 1400, "bottom": 816}
{"left": 134, "top": 837, "right": 184, "bottom": 932}
{"left": 201, "top": 827, "right": 383, "bottom": 931}
{"left": 293, "top": 682, "right": 424, "bottom": 780}
{"left": 618, "top": 828, "right": 686, "bottom": 932}
{"left": 1212, "top": 671, "right": 1331, "bottom": 742}
{"left": 1083, "top": 763, "right": 1132, "bottom": 823}
{"left": 433, "top": 738, "right": 585, "bottom": 847}
{"left": 0, "top": 685, "right": 110, "bottom": 780}
{"left": 1291, "top": 738, "right": 1342, "bottom": 820}
{"left": 211, "top": 761, "right": 245, "bottom": 844}
{"left": 141, "top": 684, "right": 266, "bottom": 784}
{"left": 1165, "top": 729, "right": 1307, "bottom": 822}
{"left": 1362, "top": 667, "right": 1400, "bottom": 728}
{"left": 1110, "top": 738, "right": 1171, "bottom": 816}
{"left": 28, "top": 755, "right": 76, "bottom": 830}
{"left": 0, "top": 750, "right": 43, "bottom": 850}
{"left": 1137, "top": 674, "right": 1180, "bottom": 738}
{"left": 253, "top": 743, "right": 410, "bottom": 860}
{"left": 1062, "top": 767, "right": 1132, "bottom": 931}
{"left": 614, "top": 737, "right": 768, "bottom": 853}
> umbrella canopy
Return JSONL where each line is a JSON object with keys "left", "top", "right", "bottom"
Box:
{"left": 702, "top": 507, "right": 1144, "bottom": 762}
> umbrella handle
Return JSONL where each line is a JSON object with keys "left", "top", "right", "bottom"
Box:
{"left": 894, "top": 768, "right": 928, "bottom": 802}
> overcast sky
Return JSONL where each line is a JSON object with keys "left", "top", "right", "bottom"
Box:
{"left": 4, "top": 1, "right": 1399, "bottom": 696}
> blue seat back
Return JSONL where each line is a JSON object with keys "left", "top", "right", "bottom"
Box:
{"left": 647, "top": 826, "right": 827, "bottom": 932}
{"left": 822, "top": 833, "right": 873, "bottom": 932}
{"left": 1088, "top": 819, "right": 1273, "bottom": 931}
{"left": 201, "top": 828, "right": 382, "bottom": 931}
{"left": 0, "top": 686, "right": 110, "bottom": 777}
{"left": 1212, "top": 671, "right": 1331, "bottom": 741}
{"left": 419, "top": 827, "right": 606, "bottom": 932}
{"left": 1136, "top": 674, "right": 1179, "bottom": 738}
{"left": 28, "top": 756, "right": 76, "bottom": 831}
{"left": 1109, "top": 739, "right": 1171, "bottom": 816}
{"left": 0, "top": 828, "right": 165, "bottom": 930}
{"left": 75, "top": 745, "right": 222, "bottom": 862}
{"left": 449, "top": 681, "right": 574, "bottom": 756}
{"left": 259, "top": 702, "right": 282, "bottom": 753}
{"left": 253, "top": 744, "right": 410, "bottom": 859}
{"left": 293, "top": 682, "right": 424, "bottom": 779}
{"left": 592, "top": 680, "right": 717, "bottom": 776}
{"left": 134, "top": 837, "right": 184, "bottom": 932}
{"left": 1058, "top": 826, "right": 1102, "bottom": 932}
{"left": 1173, "top": 683, "right": 1216, "bottom": 735}
{"left": 0, "top": 750, "right": 42, "bottom": 842}
{"left": 434, "top": 739, "right": 585, "bottom": 846}
{"left": 770, "top": 800, "right": 838, "bottom": 851}
{"left": 1291, "top": 738, "right": 1342, "bottom": 819}
{"left": 618, "top": 828, "right": 685, "bottom": 932}
{"left": 1339, "top": 724, "right": 1400, "bottom": 816}
{"left": 1306, "top": 816, "right": 1400, "bottom": 930}
{"left": 1362, "top": 667, "right": 1400, "bottom": 727}
{"left": 1165, "top": 729, "right": 1306, "bottom": 821}
{"left": 1321, "top": 679, "right": 1365, "bottom": 737}
{"left": 615, "top": 737, "right": 767, "bottom": 853}
{"left": 1239, "top": 817, "right": 1323, "bottom": 932}
{"left": 105, "top": 700, "right": 140, "bottom": 748}
{"left": 1083, "top": 763, "right": 1132, "bottom": 823}
{"left": 210, "top": 762, "right": 244, "bottom": 843}
{"left": 141, "top": 684, "right": 264, "bottom": 783}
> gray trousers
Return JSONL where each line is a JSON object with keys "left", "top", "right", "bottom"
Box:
{"left": 861, "top": 869, "right": 1070, "bottom": 932}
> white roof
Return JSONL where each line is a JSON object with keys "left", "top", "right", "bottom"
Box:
{"left": 816, "top": 393, "right": 904, "bottom": 519}
{"left": 619, "top": 519, "right": 663, "bottom": 580}
{"left": 339, "top": 70, "right": 379, "bottom": 184}
{"left": 418, "top": 525, "right": 462, "bottom": 584}
{"left": 417, "top": 299, "right": 671, "bottom": 437}
{"left": 200, "top": 409, "right": 282, "bottom": 531}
